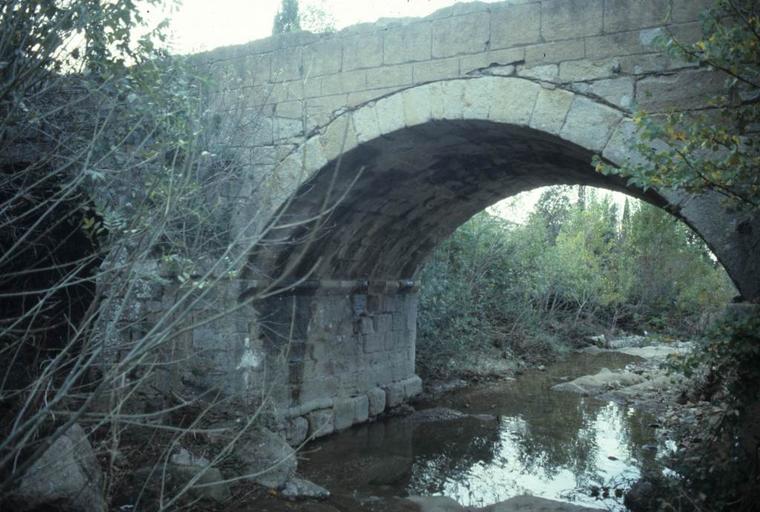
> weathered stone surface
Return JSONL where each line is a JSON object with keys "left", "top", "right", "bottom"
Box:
{"left": 303, "top": 38, "right": 342, "bottom": 77}
{"left": 574, "top": 77, "right": 634, "bottom": 109}
{"left": 385, "top": 22, "right": 432, "bottom": 64}
{"left": 403, "top": 375, "right": 423, "bottom": 398}
{"left": 9, "top": 424, "right": 106, "bottom": 512}
{"left": 342, "top": 32, "right": 383, "bottom": 71}
{"left": 552, "top": 368, "right": 646, "bottom": 395}
{"left": 636, "top": 69, "right": 727, "bottom": 112}
{"left": 384, "top": 381, "right": 405, "bottom": 408}
{"left": 334, "top": 397, "right": 357, "bottom": 430}
{"left": 281, "top": 476, "right": 331, "bottom": 500}
{"left": 488, "top": 78, "right": 540, "bottom": 125}
{"left": 490, "top": 3, "right": 541, "bottom": 49}
{"left": 432, "top": 11, "right": 490, "bottom": 58}
{"left": 307, "top": 408, "right": 335, "bottom": 438}
{"left": 530, "top": 87, "right": 574, "bottom": 134}
{"left": 541, "top": 0, "right": 603, "bottom": 40}
{"left": 284, "top": 416, "right": 309, "bottom": 446}
{"left": 525, "top": 40, "right": 585, "bottom": 66}
{"left": 234, "top": 428, "right": 296, "bottom": 489}
{"left": 560, "top": 96, "right": 622, "bottom": 151}
{"left": 414, "top": 57, "right": 460, "bottom": 83}
{"left": 603, "top": 0, "right": 670, "bottom": 32}
{"left": 367, "top": 387, "right": 387, "bottom": 416}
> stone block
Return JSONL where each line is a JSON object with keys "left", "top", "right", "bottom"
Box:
{"left": 616, "top": 52, "right": 698, "bottom": 76}
{"left": 432, "top": 11, "right": 490, "bottom": 58}
{"left": 524, "top": 40, "right": 585, "bottom": 66}
{"left": 333, "top": 398, "right": 356, "bottom": 430}
{"left": 271, "top": 47, "right": 302, "bottom": 82}
{"left": 585, "top": 31, "right": 654, "bottom": 60}
{"left": 558, "top": 58, "right": 618, "bottom": 81}
{"left": 354, "top": 395, "right": 370, "bottom": 423}
{"left": 362, "top": 332, "right": 384, "bottom": 353}
{"left": 303, "top": 38, "right": 342, "bottom": 77}
{"left": 603, "top": 0, "right": 670, "bottom": 32}
{"left": 413, "top": 58, "right": 460, "bottom": 83}
{"left": 490, "top": 3, "right": 541, "bottom": 49}
{"left": 434, "top": 80, "right": 467, "bottom": 120}
{"left": 384, "top": 381, "right": 405, "bottom": 408}
{"left": 541, "top": 0, "right": 603, "bottom": 40}
{"left": 273, "top": 117, "right": 303, "bottom": 141}
{"left": 321, "top": 69, "right": 366, "bottom": 96}
{"left": 367, "top": 387, "right": 386, "bottom": 416}
{"left": 352, "top": 104, "right": 381, "bottom": 143}
{"left": 403, "top": 375, "right": 423, "bottom": 398}
{"left": 343, "top": 32, "right": 383, "bottom": 71}
{"left": 236, "top": 53, "right": 270, "bottom": 84}
{"left": 462, "top": 77, "right": 496, "bottom": 119}
{"left": 529, "top": 87, "right": 574, "bottom": 135}
{"left": 672, "top": 0, "right": 712, "bottom": 23}
{"left": 320, "top": 115, "right": 358, "bottom": 162}
{"left": 302, "top": 136, "right": 328, "bottom": 171}
{"left": 284, "top": 416, "right": 309, "bottom": 446}
{"left": 402, "top": 85, "right": 433, "bottom": 126}
{"left": 307, "top": 408, "right": 335, "bottom": 438}
{"left": 575, "top": 77, "right": 634, "bottom": 109}
{"left": 601, "top": 118, "right": 647, "bottom": 167}
{"left": 488, "top": 77, "right": 540, "bottom": 126}
{"left": 359, "top": 316, "right": 374, "bottom": 334}
{"left": 384, "top": 22, "right": 432, "bottom": 64}
{"left": 518, "top": 64, "right": 559, "bottom": 81}
{"left": 560, "top": 96, "right": 623, "bottom": 152}
{"left": 636, "top": 69, "right": 727, "bottom": 112}
{"left": 372, "top": 313, "right": 394, "bottom": 333}
{"left": 366, "top": 63, "right": 412, "bottom": 90}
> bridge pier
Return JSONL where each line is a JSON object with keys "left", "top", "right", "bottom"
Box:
{"left": 250, "top": 279, "right": 422, "bottom": 443}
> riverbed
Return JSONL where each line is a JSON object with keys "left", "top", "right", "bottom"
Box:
{"left": 274, "top": 350, "right": 669, "bottom": 511}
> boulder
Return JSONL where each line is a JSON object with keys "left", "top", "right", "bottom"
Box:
{"left": 281, "top": 476, "right": 330, "bottom": 500}
{"left": 234, "top": 427, "right": 296, "bottom": 488}
{"left": 407, "top": 495, "right": 466, "bottom": 511}
{"left": 551, "top": 368, "right": 645, "bottom": 395}
{"left": 9, "top": 423, "right": 106, "bottom": 512}
{"left": 131, "top": 447, "right": 231, "bottom": 505}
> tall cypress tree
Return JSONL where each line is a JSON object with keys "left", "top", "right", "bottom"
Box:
{"left": 273, "top": 0, "right": 301, "bottom": 34}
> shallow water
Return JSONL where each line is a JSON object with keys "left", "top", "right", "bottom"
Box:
{"left": 299, "top": 351, "right": 665, "bottom": 511}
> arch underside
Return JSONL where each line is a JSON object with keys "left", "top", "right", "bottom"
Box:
{"left": 253, "top": 119, "right": 669, "bottom": 282}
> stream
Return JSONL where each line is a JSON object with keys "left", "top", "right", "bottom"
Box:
{"left": 291, "top": 351, "right": 669, "bottom": 511}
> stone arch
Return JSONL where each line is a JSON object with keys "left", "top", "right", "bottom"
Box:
{"left": 248, "top": 76, "right": 758, "bottom": 301}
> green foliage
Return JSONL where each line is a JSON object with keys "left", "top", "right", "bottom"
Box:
{"left": 593, "top": 0, "right": 760, "bottom": 210}
{"left": 417, "top": 186, "right": 735, "bottom": 376}
{"left": 273, "top": 0, "right": 301, "bottom": 34}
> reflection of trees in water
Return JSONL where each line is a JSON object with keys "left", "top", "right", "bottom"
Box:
{"left": 408, "top": 396, "right": 657, "bottom": 504}
{"left": 408, "top": 418, "right": 501, "bottom": 495}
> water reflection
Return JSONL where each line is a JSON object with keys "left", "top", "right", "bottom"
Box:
{"left": 300, "top": 352, "right": 662, "bottom": 511}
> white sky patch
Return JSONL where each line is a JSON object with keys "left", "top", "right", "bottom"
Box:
{"left": 161, "top": 0, "right": 502, "bottom": 54}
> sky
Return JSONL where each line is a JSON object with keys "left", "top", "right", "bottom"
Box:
{"left": 161, "top": 0, "right": 500, "bottom": 54}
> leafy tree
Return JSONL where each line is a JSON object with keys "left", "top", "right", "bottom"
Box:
{"left": 531, "top": 186, "right": 572, "bottom": 244}
{"left": 594, "top": 0, "right": 760, "bottom": 211}
{"left": 273, "top": 0, "right": 301, "bottom": 34}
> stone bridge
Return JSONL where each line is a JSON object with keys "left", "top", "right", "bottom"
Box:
{"left": 176, "top": 0, "right": 759, "bottom": 443}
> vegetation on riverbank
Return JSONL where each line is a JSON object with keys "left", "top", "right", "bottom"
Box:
{"left": 416, "top": 186, "right": 735, "bottom": 379}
